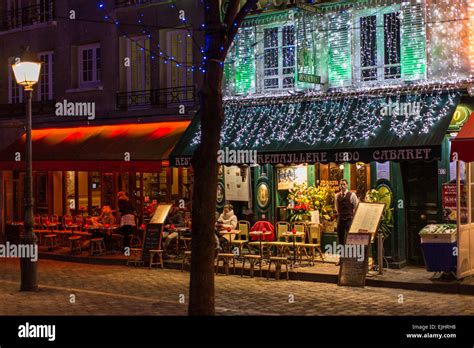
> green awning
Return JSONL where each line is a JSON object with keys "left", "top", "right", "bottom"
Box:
{"left": 170, "top": 91, "right": 461, "bottom": 166}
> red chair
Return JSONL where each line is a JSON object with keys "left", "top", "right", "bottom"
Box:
{"left": 34, "top": 214, "right": 41, "bottom": 229}
{"left": 41, "top": 214, "right": 51, "bottom": 229}
{"left": 74, "top": 215, "right": 84, "bottom": 231}
{"left": 62, "top": 214, "right": 73, "bottom": 229}
{"left": 49, "top": 214, "right": 59, "bottom": 230}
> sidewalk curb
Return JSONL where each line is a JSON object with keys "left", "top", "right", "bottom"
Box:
{"left": 38, "top": 252, "right": 474, "bottom": 295}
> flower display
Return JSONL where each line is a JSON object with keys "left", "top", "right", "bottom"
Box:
{"left": 287, "top": 183, "right": 336, "bottom": 223}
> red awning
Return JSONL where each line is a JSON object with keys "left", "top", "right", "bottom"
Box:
{"left": 451, "top": 112, "right": 474, "bottom": 162}
{"left": 0, "top": 121, "right": 189, "bottom": 171}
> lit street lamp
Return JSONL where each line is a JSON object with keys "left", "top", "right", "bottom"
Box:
{"left": 12, "top": 53, "right": 42, "bottom": 291}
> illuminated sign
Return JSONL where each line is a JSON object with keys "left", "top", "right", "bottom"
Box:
{"left": 449, "top": 104, "right": 472, "bottom": 131}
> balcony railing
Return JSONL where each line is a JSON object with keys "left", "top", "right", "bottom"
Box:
{"left": 1, "top": 0, "right": 55, "bottom": 31}
{"left": 116, "top": 85, "right": 197, "bottom": 110}
{"left": 115, "top": 0, "right": 168, "bottom": 8}
{"left": 0, "top": 100, "right": 56, "bottom": 119}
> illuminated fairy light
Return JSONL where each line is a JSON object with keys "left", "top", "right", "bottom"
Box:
{"left": 190, "top": 90, "right": 460, "bottom": 150}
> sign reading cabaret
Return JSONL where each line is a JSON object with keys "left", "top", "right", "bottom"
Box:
{"left": 172, "top": 146, "right": 438, "bottom": 166}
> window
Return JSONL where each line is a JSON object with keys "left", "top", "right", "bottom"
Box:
{"left": 260, "top": 25, "right": 296, "bottom": 91}
{"left": 8, "top": 57, "right": 22, "bottom": 104}
{"left": 356, "top": 8, "right": 401, "bottom": 83}
{"left": 38, "top": 52, "right": 54, "bottom": 101}
{"left": 78, "top": 44, "right": 101, "bottom": 87}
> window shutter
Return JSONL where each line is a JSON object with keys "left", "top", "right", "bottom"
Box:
{"left": 328, "top": 10, "right": 352, "bottom": 87}
{"left": 296, "top": 14, "right": 319, "bottom": 90}
{"left": 401, "top": 2, "right": 426, "bottom": 81}
{"left": 234, "top": 26, "right": 255, "bottom": 95}
{"left": 223, "top": 43, "right": 236, "bottom": 96}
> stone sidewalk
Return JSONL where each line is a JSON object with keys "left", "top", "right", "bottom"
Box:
{"left": 1, "top": 259, "right": 474, "bottom": 316}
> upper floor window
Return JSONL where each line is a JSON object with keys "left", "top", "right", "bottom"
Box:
{"left": 259, "top": 25, "right": 296, "bottom": 91}
{"left": 4, "top": 0, "right": 55, "bottom": 31}
{"left": 38, "top": 51, "right": 54, "bottom": 101}
{"left": 355, "top": 8, "right": 401, "bottom": 83}
{"left": 78, "top": 44, "right": 101, "bottom": 87}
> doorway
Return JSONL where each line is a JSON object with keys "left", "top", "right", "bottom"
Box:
{"left": 401, "top": 161, "right": 439, "bottom": 264}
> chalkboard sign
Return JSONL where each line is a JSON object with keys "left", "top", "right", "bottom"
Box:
{"left": 142, "top": 223, "right": 163, "bottom": 262}
{"left": 338, "top": 233, "right": 371, "bottom": 287}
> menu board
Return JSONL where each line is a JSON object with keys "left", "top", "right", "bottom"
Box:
{"left": 338, "top": 232, "right": 371, "bottom": 287}
{"left": 142, "top": 223, "right": 163, "bottom": 262}
{"left": 224, "top": 166, "right": 250, "bottom": 202}
{"left": 349, "top": 202, "right": 385, "bottom": 237}
{"left": 149, "top": 204, "right": 172, "bottom": 224}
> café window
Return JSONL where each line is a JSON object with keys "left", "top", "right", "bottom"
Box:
{"left": 355, "top": 7, "right": 401, "bottom": 83}
{"left": 8, "top": 57, "right": 23, "bottom": 103}
{"left": 258, "top": 24, "right": 296, "bottom": 91}
{"left": 37, "top": 51, "right": 54, "bottom": 101}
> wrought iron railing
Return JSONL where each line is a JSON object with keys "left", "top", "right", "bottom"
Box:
{"left": 114, "top": 0, "right": 167, "bottom": 8}
{"left": 116, "top": 85, "right": 197, "bottom": 110}
{"left": 0, "top": 100, "right": 56, "bottom": 119}
{"left": 1, "top": 0, "right": 55, "bottom": 31}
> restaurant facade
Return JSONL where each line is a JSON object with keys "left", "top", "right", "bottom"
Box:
{"left": 171, "top": 0, "right": 474, "bottom": 269}
{"left": 0, "top": 0, "right": 204, "bottom": 234}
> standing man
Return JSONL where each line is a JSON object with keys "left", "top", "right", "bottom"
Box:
{"left": 335, "top": 179, "right": 359, "bottom": 247}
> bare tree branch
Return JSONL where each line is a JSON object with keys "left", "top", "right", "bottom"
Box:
{"left": 223, "top": 0, "right": 241, "bottom": 29}
{"left": 219, "top": 0, "right": 257, "bottom": 60}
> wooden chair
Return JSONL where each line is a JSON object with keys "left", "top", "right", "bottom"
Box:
{"left": 111, "top": 234, "right": 124, "bottom": 252}
{"left": 267, "top": 256, "right": 290, "bottom": 280}
{"left": 302, "top": 224, "right": 325, "bottom": 264}
{"left": 149, "top": 249, "right": 164, "bottom": 269}
{"left": 231, "top": 220, "right": 251, "bottom": 256}
{"left": 44, "top": 234, "right": 57, "bottom": 251}
{"left": 266, "top": 222, "right": 292, "bottom": 257}
{"left": 215, "top": 253, "right": 236, "bottom": 275}
{"left": 89, "top": 238, "right": 106, "bottom": 256}
{"left": 241, "top": 254, "right": 262, "bottom": 278}
{"left": 68, "top": 236, "right": 82, "bottom": 254}
{"left": 182, "top": 251, "right": 192, "bottom": 272}
{"left": 127, "top": 248, "right": 144, "bottom": 266}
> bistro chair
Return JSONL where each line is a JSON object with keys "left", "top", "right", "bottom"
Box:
{"left": 34, "top": 214, "right": 42, "bottom": 229}
{"left": 68, "top": 236, "right": 82, "bottom": 254}
{"left": 182, "top": 251, "right": 192, "bottom": 272}
{"left": 41, "top": 214, "right": 51, "bottom": 229}
{"left": 62, "top": 214, "right": 73, "bottom": 229}
{"left": 84, "top": 216, "right": 94, "bottom": 228}
{"left": 267, "top": 222, "right": 292, "bottom": 257}
{"left": 44, "top": 234, "right": 58, "bottom": 251}
{"left": 231, "top": 220, "right": 251, "bottom": 256}
{"left": 149, "top": 249, "right": 164, "bottom": 269}
{"left": 241, "top": 254, "right": 262, "bottom": 278}
{"left": 49, "top": 214, "right": 60, "bottom": 230}
{"left": 267, "top": 256, "right": 290, "bottom": 281}
{"left": 215, "top": 253, "right": 236, "bottom": 275}
{"left": 90, "top": 238, "right": 106, "bottom": 256}
{"left": 74, "top": 215, "right": 84, "bottom": 231}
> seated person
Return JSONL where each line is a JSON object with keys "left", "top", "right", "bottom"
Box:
{"left": 216, "top": 204, "right": 238, "bottom": 248}
{"left": 215, "top": 220, "right": 230, "bottom": 252}
{"left": 163, "top": 204, "right": 185, "bottom": 253}
{"left": 98, "top": 205, "right": 116, "bottom": 226}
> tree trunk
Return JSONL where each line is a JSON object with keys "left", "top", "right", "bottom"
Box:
{"left": 188, "top": 61, "right": 224, "bottom": 316}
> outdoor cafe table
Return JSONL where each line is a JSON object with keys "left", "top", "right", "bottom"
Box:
{"left": 219, "top": 229, "right": 240, "bottom": 253}
{"left": 282, "top": 231, "right": 305, "bottom": 266}
{"left": 249, "top": 231, "right": 272, "bottom": 259}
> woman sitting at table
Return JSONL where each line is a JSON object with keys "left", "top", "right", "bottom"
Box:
{"left": 98, "top": 205, "right": 116, "bottom": 225}
{"left": 218, "top": 204, "right": 238, "bottom": 230}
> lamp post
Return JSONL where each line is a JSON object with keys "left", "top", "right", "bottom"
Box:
{"left": 12, "top": 55, "right": 42, "bottom": 291}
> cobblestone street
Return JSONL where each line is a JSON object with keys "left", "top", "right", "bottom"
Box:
{"left": 1, "top": 259, "right": 473, "bottom": 316}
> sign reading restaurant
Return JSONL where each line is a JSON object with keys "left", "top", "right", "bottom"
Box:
{"left": 171, "top": 146, "right": 438, "bottom": 167}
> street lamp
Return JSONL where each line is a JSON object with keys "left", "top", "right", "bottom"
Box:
{"left": 12, "top": 54, "right": 42, "bottom": 291}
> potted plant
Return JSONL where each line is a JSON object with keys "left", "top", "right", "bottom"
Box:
{"left": 364, "top": 188, "right": 394, "bottom": 238}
